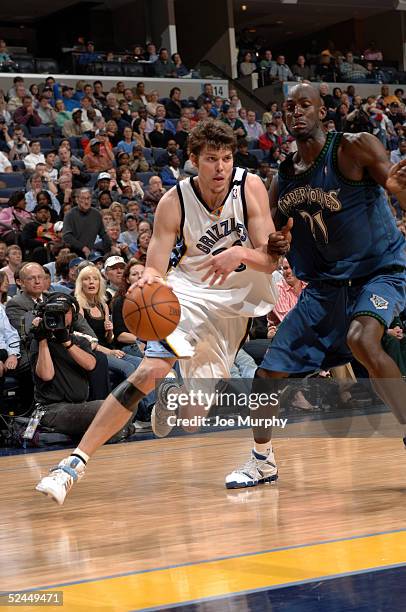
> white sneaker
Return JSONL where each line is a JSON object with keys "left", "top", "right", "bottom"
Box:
{"left": 35, "top": 456, "right": 86, "bottom": 505}
{"left": 225, "top": 448, "right": 278, "bottom": 489}
{"left": 151, "top": 370, "right": 180, "bottom": 438}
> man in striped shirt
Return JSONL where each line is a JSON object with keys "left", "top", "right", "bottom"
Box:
{"left": 267, "top": 258, "right": 306, "bottom": 337}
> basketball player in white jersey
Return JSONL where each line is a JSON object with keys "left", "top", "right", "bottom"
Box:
{"left": 36, "top": 119, "right": 280, "bottom": 505}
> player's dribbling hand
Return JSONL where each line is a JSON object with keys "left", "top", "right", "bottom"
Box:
{"left": 267, "top": 218, "right": 293, "bottom": 255}
{"left": 130, "top": 269, "right": 170, "bottom": 292}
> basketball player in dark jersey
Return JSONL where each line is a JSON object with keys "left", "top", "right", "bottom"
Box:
{"left": 226, "top": 83, "right": 406, "bottom": 488}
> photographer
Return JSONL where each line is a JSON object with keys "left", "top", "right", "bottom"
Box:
{"left": 5, "top": 125, "right": 30, "bottom": 160}
{"left": 29, "top": 293, "right": 128, "bottom": 439}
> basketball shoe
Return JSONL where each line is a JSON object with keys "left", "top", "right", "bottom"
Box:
{"left": 35, "top": 455, "right": 86, "bottom": 505}
{"left": 225, "top": 448, "right": 278, "bottom": 489}
{"left": 151, "top": 370, "right": 181, "bottom": 438}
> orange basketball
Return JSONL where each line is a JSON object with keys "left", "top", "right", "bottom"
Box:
{"left": 123, "top": 282, "right": 181, "bottom": 341}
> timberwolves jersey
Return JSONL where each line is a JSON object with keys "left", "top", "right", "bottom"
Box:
{"left": 167, "top": 167, "right": 277, "bottom": 317}
{"left": 277, "top": 131, "right": 406, "bottom": 281}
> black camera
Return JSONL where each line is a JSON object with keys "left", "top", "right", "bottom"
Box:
{"left": 34, "top": 301, "right": 67, "bottom": 331}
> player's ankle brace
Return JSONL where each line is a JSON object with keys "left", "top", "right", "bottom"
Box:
{"left": 112, "top": 381, "right": 146, "bottom": 412}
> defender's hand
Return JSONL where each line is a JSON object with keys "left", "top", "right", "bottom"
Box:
{"left": 267, "top": 218, "right": 293, "bottom": 255}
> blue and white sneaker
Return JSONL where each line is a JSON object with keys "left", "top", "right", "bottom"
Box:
{"left": 225, "top": 448, "right": 278, "bottom": 489}
{"left": 151, "top": 370, "right": 181, "bottom": 438}
{"left": 36, "top": 456, "right": 86, "bottom": 505}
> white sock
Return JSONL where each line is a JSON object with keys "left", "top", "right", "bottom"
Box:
{"left": 254, "top": 442, "right": 272, "bottom": 457}
{"left": 71, "top": 448, "right": 90, "bottom": 465}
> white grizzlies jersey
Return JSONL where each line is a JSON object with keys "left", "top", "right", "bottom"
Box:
{"left": 167, "top": 167, "right": 278, "bottom": 318}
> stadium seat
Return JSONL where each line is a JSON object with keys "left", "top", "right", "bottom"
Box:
{"left": 122, "top": 63, "right": 144, "bottom": 77}
{"left": 38, "top": 137, "right": 52, "bottom": 149}
{"left": 137, "top": 171, "right": 154, "bottom": 186}
{"left": 103, "top": 62, "right": 123, "bottom": 77}
{"left": 0, "top": 173, "right": 25, "bottom": 188}
{"left": 142, "top": 148, "right": 153, "bottom": 163}
{"left": 15, "top": 58, "right": 35, "bottom": 72}
{"left": 251, "top": 149, "right": 265, "bottom": 162}
{"left": 29, "top": 126, "right": 52, "bottom": 137}
{"left": 35, "top": 58, "right": 59, "bottom": 73}
{"left": 0, "top": 188, "right": 17, "bottom": 199}
{"left": 152, "top": 147, "right": 166, "bottom": 162}
{"left": 11, "top": 160, "right": 25, "bottom": 172}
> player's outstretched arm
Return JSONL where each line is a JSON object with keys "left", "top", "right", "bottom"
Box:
{"left": 138, "top": 187, "right": 181, "bottom": 287}
{"left": 342, "top": 132, "right": 406, "bottom": 209}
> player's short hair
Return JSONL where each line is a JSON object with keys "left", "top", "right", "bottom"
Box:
{"left": 188, "top": 119, "right": 236, "bottom": 157}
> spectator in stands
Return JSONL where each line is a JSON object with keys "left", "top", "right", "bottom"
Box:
{"left": 62, "top": 108, "right": 86, "bottom": 137}
{"left": 244, "top": 110, "right": 263, "bottom": 143}
{"left": 117, "top": 166, "right": 144, "bottom": 200}
{"left": 93, "top": 81, "right": 106, "bottom": 109}
{"left": 154, "top": 48, "right": 176, "bottom": 77}
{"left": 118, "top": 213, "right": 138, "bottom": 251}
{"left": 102, "top": 223, "right": 130, "bottom": 260}
{"left": 63, "top": 188, "right": 111, "bottom": 257}
{"left": 0, "top": 190, "right": 31, "bottom": 245}
{"left": 133, "top": 82, "right": 148, "bottom": 107}
{"left": 363, "top": 41, "right": 383, "bottom": 62}
{"left": 0, "top": 149, "right": 11, "bottom": 173}
{"left": 143, "top": 175, "right": 166, "bottom": 211}
{"left": 334, "top": 103, "right": 350, "bottom": 131}
{"left": 144, "top": 42, "right": 158, "bottom": 63}
{"left": 239, "top": 51, "right": 257, "bottom": 76}
{"left": 319, "top": 83, "right": 336, "bottom": 112}
{"left": 259, "top": 122, "right": 281, "bottom": 154}
{"left": 0, "top": 270, "right": 8, "bottom": 303}
{"left": 24, "top": 141, "right": 45, "bottom": 172}
{"left": 291, "top": 55, "right": 313, "bottom": 81}
{"left": 0, "top": 303, "right": 21, "bottom": 397}
{"left": 390, "top": 138, "right": 406, "bottom": 164}
{"left": 160, "top": 154, "right": 183, "bottom": 186}
{"left": 149, "top": 119, "right": 173, "bottom": 148}
{"left": 13, "top": 95, "right": 41, "bottom": 129}
{"left": 60, "top": 85, "right": 76, "bottom": 112}
{"left": 174, "top": 116, "right": 191, "bottom": 153}
{"left": 172, "top": 53, "right": 188, "bottom": 77}
{"left": 165, "top": 87, "right": 183, "bottom": 119}
{"left": 37, "top": 96, "right": 57, "bottom": 127}
{"left": 21, "top": 204, "right": 55, "bottom": 264}
{"left": 103, "top": 255, "right": 126, "bottom": 301}
{"left": 270, "top": 55, "right": 294, "bottom": 82}
{"left": 314, "top": 51, "right": 337, "bottom": 82}
{"left": 111, "top": 259, "right": 145, "bottom": 352}
{"left": 116, "top": 126, "right": 137, "bottom": 155}
{"left": 0, "top": 242, "right": 7, "bottom": 268}
{"left": 78, "top": 41, "right": 101, "bottom": 67}
{"left": 0, "top": 245, "right": 22, "bottom": 285}
{"left": 259, "top": 50, "right": 275, "bottom": 72}
{"left": 234, "top": 139, "right": 259, "bottom": 171}
{"left": 257, "top": 161, "right": 273, "bottom": 190}
{"left": 8, "top": 83, "right": 28, "bottom": 114}
{"left": 146, "top": 90, "right": 160, "bottom": 118}
{"left": 131, "top": 118, "right": 150, "bottom": 149}
{"left": 131, "top": 230, "right": 151, "bottom": 265}
{"left": 83, "top": 139, "right": 113, "bottom": 173}
{"left": 340, "top": 52, "right": 367, "bottom": 82}
{"left": 56, "top": 146, "right": 84, "bottom": 172}
{"left": 0, "top": 93, "right": 12, "bottom": 127}
{"left": 155, "top": 139, "right": 183, "bottom": 167}
{"left": 54, "top": 100, "right": 71, "bottom": 129}
{"left": 223, "top": 107, "right": 247, "bottom": 139}
{"left": 75, "top": 265, "right": 141, "bottom": 379}
{"left": 197, "top": 84, "right": 215, "bottom": 108}
{"left": 53, "top": 254, "right": 81, "bottom": 292}
{"left": 102, "top": 93, "right": 119, "bottom": 123}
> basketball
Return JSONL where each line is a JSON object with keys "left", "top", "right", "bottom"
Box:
{"left": 122, "top": 281, "right": 181, "bottom": 341}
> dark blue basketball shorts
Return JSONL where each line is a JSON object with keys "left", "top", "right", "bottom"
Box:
{"left": 261, "top": 269, "right": 406, "bottom": 374}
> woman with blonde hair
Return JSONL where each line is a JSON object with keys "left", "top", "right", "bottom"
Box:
{"left": 146, "top": 90, "right": 160, "bottom": 117}
{"left": 109, "top": 201, "right": 126, "bottom": 229}
{"left": 75, "top": 264, "right": 140, "bottom": 381}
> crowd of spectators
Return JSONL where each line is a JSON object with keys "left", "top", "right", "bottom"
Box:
{"left": 237, "top": 39, "right": 404, "bottom": 86}
{"left": 0, "top": 71, "right": 404, "bottom": 446}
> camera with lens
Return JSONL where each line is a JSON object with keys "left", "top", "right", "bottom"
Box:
{"left": 34, "top": 301, "right": 67, "bottom": 331}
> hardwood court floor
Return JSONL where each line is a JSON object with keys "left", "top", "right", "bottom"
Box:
{"left": 0, "top": 419, "right": 405, "bottom": 610}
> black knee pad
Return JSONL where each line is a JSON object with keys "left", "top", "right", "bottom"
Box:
{"left": 112, "top": 381, "right": 145, "bottom": 413}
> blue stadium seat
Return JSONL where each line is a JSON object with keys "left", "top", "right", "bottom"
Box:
{"left": 0, "top": 173, "right": 25, "bottom": 188}
{"left": 142, "top": 148, "right": 153, "bottom": 162}
{"left": 68, "top": 136, "right": 82, "bottom": 150}
{"left": 11, "top": 160, "right": 26, "bottom": 171}
{"left": 152, "top": 147, "right": 166, "bottom": 162}
{"left": 38, "top": 137, "right": 53, "bottom": 149}
{"left": 166, "top": 119, "right": 179, "bottom": 132}
{"left": 251, "top": 149, "right": 265, "bottom": 162}
{"left": 137, "top": 171, "right": 154, "bottom": 186}
{"left": 0, "top": 188, "right": 17, "bottom": 199}
{"left": 29, "top": 126, "right": 52, "bottom": 137}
